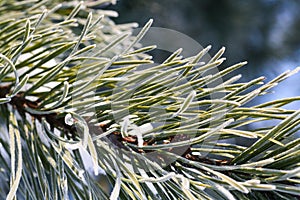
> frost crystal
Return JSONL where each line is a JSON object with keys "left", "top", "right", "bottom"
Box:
{"left": 65, "top": 113, "right": 74, "bottom": 126}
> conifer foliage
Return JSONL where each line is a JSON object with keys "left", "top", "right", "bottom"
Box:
{"left": 0, "top": 1, "right": 299, "bottom": 199}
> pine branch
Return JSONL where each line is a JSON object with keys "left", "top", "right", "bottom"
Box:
{"left": 0, "top": 1, "right": 299, "bottom": 200}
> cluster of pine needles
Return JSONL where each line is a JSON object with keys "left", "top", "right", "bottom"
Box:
{"left": 0, "top": 0, "right": 299, "bottom": 199}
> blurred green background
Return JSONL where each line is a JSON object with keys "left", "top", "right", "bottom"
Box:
{"left": 107, "top": 0, "right": 300, "bottom": 107}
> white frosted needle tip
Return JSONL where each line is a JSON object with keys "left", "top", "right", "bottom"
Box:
{"left": 65, "top": 113, "right": 74, "bottom": 126}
